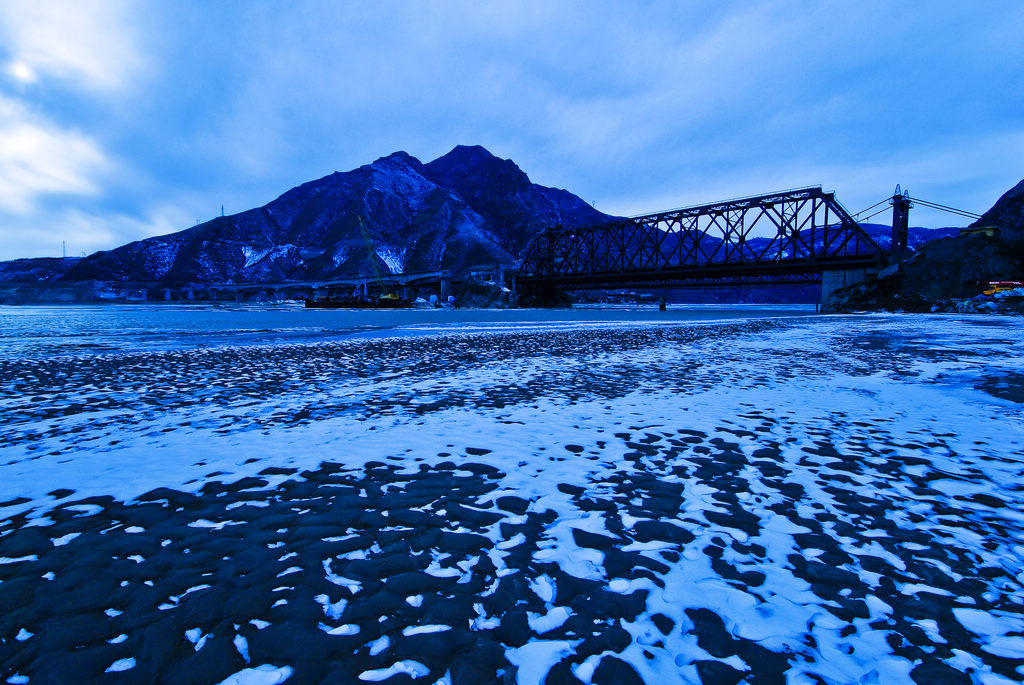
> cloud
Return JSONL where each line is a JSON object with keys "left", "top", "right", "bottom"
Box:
{"left": 0, "top": 0, "right": 143, "bottom": 92}
{"left": 0, "top": 203, "right": 197, "bottom": 262}
{"left": 0, "top": 97, "right": 109, "bottom": 213}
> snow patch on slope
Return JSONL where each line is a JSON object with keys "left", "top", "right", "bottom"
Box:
{"left": 376, "top": 246, "right": 405, "bottom": 274}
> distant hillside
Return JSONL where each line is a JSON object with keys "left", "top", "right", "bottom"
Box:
{"left": 0, "top": 257, "right": 80, "bottom": 283}
{"left": 25, "top": 146, "right": 610, "bottom": 285}
{"left": 857, "top": 223, "right": 961, "bottom": 250}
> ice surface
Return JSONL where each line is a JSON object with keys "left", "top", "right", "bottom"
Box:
{"left": 506, "top": 640, "right": 578, "bottom": 685}
{"left": 319, "top": 623, "right": 360, "bottom": 636}
{"left": 368, "top": 635, "right": 390, "bottom": 656}
{"left": 104, "top": 658, "right": 135, "bottom": 673}
{"left": 401, "top": 625, "right": 451, "bottom": 636}
{"left": 2, "top": 312, "right": 1023, "bottom": 682}
{"left": 216, "top": 665, "right": 294, "bottom": 685}
{"left": 358, "top": 661, "right": 430, "bottom": 681}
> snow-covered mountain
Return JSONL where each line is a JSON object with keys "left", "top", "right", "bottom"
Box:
{"left": 57, "top": 146, "right": 610, "bottom": 284}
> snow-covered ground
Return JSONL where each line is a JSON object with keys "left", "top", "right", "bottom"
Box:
{"left": 1, "top": 313, "right": 1023, "bottom": 684}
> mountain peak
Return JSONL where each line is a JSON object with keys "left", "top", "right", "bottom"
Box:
{"left": 435, "top": 144, "right": 499, "bottom": 164}
{"left": 425, "top": 145, "right": 530, "bottom": 190}
{"left": 369, "top": 150, "right": 426, "bottom": 172}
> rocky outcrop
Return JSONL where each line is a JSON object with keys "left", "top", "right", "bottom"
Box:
{"left": 973, "top": 178, "right": 1024, "bottom": 238}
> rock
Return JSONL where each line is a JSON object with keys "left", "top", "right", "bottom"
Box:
{"left": 591, "top": 655, "right": 643, "bottom": 685}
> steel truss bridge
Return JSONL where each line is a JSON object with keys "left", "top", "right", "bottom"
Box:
{"left": 516, "top": 186, "right": 889, "bottom": 293}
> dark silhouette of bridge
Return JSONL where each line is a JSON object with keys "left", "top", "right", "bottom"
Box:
{"left": 515, "top": 186, "right": 894, "bottom": 302}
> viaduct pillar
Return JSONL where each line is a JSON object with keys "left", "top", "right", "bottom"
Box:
{"left": 820, "top": 267, "right": 875, "bottom": 313}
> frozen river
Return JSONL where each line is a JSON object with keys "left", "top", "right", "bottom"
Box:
{"left": 0, "top": 303, "right": 814, "bottom": 359}
{"left": 1, "top": 305, "right": 1023, "bottom": 684}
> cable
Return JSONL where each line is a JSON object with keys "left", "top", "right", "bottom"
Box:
{"left": 908, "top": 197, "right": 982, "bottom": 220}
{"left": 852, "top": 197, "right": 891, "bottom": 218}
{"left": 859, "top": 206, "right": 892, "bottom": 223}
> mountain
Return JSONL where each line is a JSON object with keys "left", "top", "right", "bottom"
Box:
{"left": 0, "top": 257, "right": 80, "bottom": 283}
{"left": 46, "top": 147, "right": 611, "bottom": 285}
{"left": 971, "top": 178, "right": 1024, "bottom": 240}
{"left": 423, "top": 145, "right": 608, "bottom": 257}
{"left": 857, "top": 223, "right": 961, "bottom": 250}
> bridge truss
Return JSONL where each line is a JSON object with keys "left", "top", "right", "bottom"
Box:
{"left": 517, "top": 186, "right": 885, "bottom": 290}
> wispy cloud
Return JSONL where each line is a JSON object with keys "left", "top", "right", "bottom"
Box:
{"left": 0, "top": 0, "right": 143, "bottom": 92}
{"left": 0, "top": 97, "right": 109, "bottom": 213}
{"left": 2, "top": 202, "right": 197, "bottom": 261}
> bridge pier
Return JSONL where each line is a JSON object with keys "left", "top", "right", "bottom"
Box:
{"left": 820, "top": 268, "right": 875, "bottom": 313}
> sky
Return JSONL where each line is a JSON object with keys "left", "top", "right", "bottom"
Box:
{"left": 0, "top": 1, "right": 1022, "bottom": 261}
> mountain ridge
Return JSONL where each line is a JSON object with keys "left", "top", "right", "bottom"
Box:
{"left": 41, "top": 146, "right": 609, "bottom": 285}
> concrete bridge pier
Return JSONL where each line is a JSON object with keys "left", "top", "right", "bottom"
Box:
{"left": 162, "top": 288, "right": 172, "bottom": 301}
{"left": 440, "top": 276, "right": 451, "bottom": 301}
{"left": 820, "top": 267, "right": 875, "bottom": 313}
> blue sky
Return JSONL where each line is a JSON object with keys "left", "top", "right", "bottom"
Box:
{"left": 0, "top": 1, "right": 1021, "bottom": 260}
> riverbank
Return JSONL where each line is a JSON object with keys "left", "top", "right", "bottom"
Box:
{"left": 2, "top": 313, "right": 1023, "bottom": 683}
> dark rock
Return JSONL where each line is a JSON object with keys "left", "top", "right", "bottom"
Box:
{"left": 545, "top": 657, "right": 586, "bottom": 684}
{"left": 651, "top": 613, "right": 675, "bottom": 635}
{"left": 1, "top": 527, "right": 54, "bottom": 558}
{"left": 910, "top": 658, "right": 972, "bottom": 685}
{"left": 686, "top": 608, "right": 735, "bottom": 658}
{"left": 631, "top": 520, "right": 695, "bottom": 545}
{"left": 494, "top": 608, "right": 532, "bottom": 648}
{"left": 695, "top": 660, "right": 747, "bottom": 685}
{"left": 591, "top": 655, "right": 643, "bottom": 685}
{"left": 571, "top": 529, "right": 619, "bottom": 551}
{"left": 26, "top": 642, "right": 119, "bottom": 684}
{"left": 162, "top": 631, "right": 245, "bottom": 685}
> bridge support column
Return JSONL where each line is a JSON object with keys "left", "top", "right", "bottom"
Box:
{"left": 820, "top": 268, "right": 874, "bottom": 313}
{"left": 440, "top": 277, "right": 450, "bottom": 301}
{"left": 162, "top": 288, "right": 171, "bottom": 301}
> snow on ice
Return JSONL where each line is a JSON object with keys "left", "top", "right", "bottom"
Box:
{"left": 1, "top": 312, "right": 1023, "bottom": 683}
